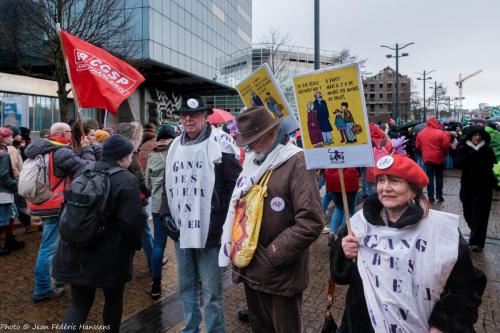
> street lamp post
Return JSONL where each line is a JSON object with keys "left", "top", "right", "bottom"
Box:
{"left": 314, "top": 0, "right": 320, "bottom": 70}
{"left": 434, "top": 81, "right": 438, "bottom": 117}
{"left": 381, "top": 42, "right": 414, "bottom": 122}
{"left": 416, "top": 69, "right": 435, "bottom": 122}
{"left": 429, "top": 82, "right": 443, "bottom": 118}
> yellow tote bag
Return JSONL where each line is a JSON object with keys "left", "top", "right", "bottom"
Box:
{"left": 230, "top": 171, "right": 272, "bottom": 268}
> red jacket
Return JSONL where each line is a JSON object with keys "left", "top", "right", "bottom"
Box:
{"left": 325, "top": 168, "right": 359, "bottom": 193}
{"left": 416, "top": 117, "right": 451, "bottom": 164}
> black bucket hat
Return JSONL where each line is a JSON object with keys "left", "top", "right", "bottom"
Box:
{"left": 173, "top": 95, "right": 213, "bottom": 115}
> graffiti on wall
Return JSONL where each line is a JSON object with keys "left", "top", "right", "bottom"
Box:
{"left": 148, "top": 88, "right": 182, "bottom": 125}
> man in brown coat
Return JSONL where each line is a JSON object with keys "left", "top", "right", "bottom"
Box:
{"left": 230, "top": 107, "right": 324, "bottom": 333}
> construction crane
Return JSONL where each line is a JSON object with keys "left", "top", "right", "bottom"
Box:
{"left": 455, "top": 69, "right": 482, "bottom": 119}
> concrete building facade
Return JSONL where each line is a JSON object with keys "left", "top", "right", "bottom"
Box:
{"left": 363, "top": 66, "right": 411, "bottom": 119}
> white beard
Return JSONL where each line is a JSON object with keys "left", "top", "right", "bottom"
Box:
{"left": 253, "top": 152, "right": 266, "bottom": 160}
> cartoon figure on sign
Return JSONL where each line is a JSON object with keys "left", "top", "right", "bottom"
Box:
{"left": 251, "top": 91, "right": 264, "bottom": 107}
{"left": 307, "top": 102, "right": 323, "bottom": 147}
{"left": 342, "top": 102, "right": 357, "bottom": 143}
{"left": 314, "top": 92, "right": 333, "bottom": 145}
{"left": 265, "top": 92, "right": 282, "bottom": 118}
{"left": 329, "top": 150, "right": 344, "bottom": 163}
{"left": 230, "top": 201, "right": 249, "bottom": 262}
{"left": 334, "top": 109, "right": 348, "bottom": 143}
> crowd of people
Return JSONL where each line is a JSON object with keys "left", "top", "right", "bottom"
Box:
{"left": 0, "top": 97, "right": 496, "bottom": 332}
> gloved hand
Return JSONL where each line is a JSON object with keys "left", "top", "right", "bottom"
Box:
{"left": 163, "top": 214, "right": 179, "bottom": 241}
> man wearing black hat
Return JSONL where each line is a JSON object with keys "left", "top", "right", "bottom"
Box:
{"left": 53, "top": 134, "right": 146, "bottom": 332}
{"left": 161, "top": 95, "right": 241, "bottom": 332}
{"left": 218, "top": 106, "right": 324, "bottom": 333}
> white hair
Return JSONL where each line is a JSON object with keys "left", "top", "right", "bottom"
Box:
{"left": 50, "top": 122, "right": 70, "bottom": 135}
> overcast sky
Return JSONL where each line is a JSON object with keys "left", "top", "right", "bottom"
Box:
{"left": 252, "top": 0, "right": 500, "bottom": 110}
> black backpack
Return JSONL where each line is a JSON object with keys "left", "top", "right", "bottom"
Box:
{"left": 59, "top": 164, "right": 124, "bottom": 248}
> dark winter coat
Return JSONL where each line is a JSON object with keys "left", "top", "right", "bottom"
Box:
{"left": 91, "top": 144, "right": 102, "bottom": 161}
{"left": 128, "top": 152, "right": 151, "bottom": 200}
{"left": 314, "top": 99, "right": 333, "bottom": 132}
{"left": 25, "top": 138, "right": 95, "bottom": 180}
{"left": 331, "top": 196, "right": 487, "bottom": 333}
{"left": 53, "top": 159, "right": 146, "bottom": 287}
{"left": 0, "top": 145, "right": 17, "bottom": 194}
{"left": 24, "top": 138, "right": 96, "bottom": 216}
{"left": 233, "top": 152, "right": 324, "bottom": 297}
{"left": 159, "top": 127, "right": 242, "bottom": 247}
{"left": 455, "top": 126, "right": 496, "bottom": 190}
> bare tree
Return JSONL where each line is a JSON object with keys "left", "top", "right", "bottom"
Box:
{"left": 258, "top": 27, "right": 293, "bottom": 84}
{"left": 0, "top": 0, "right": 138, "bottom": 121}
{"left": 427, "top": 84, "right": 448, "bottom": 112}
{"left": 330, "top": 48, "right": 367, "bottom": 69}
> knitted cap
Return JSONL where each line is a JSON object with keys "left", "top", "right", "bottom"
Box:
{"left": 19, "top": 127, "right": 31, "bottom": 140}
{"left": 374, "top": 154, "right": 429, "bottom": 189}
{"left": 157, "top": 125, "right": 176, "bottom": 141}
{"left": 102, "top": 134, "right": 134, "bottom": 161}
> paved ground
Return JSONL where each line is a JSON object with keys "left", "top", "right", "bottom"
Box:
{"left": 0, "top": 169, "right": 498, "bottom": 332}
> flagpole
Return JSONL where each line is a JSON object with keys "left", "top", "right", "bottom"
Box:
{"left": 56, "top": 23, "right": 85, "bottom": 142}
{"left": 104, "top": 110, "right": 108, "bottom": 128}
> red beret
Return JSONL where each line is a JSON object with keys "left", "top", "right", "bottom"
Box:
{"left": 374, "top": 154, "right": 429, "bottom": 189}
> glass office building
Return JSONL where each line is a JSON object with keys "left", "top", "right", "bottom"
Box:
{"left": 0, "top": 0, "right": 252, "bottom": 127}
{"left": 128, "top": 0, "right": 252, "bottom": 82}
{"left": 118, "top": 0, "right": 252, "bottom": 122}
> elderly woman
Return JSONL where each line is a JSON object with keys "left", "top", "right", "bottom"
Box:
{"left": 455, "top": 125, "right": 496, "bottom": 252}
{"left": 331, "top": 154, "right": 486, "bottom": 333}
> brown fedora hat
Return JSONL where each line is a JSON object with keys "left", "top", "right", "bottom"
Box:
{"left": 235, "top": 106, "right": 283, "bottom": 147}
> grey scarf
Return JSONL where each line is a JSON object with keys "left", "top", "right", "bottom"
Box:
{"left": 181, "top": 124, "right": 211, "bottom": 145}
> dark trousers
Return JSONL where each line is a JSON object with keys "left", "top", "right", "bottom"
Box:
{"left": 424, "top": 163, "right": 444, "bottom": 200}
{"left": 244, "top": 284, "right": 302, "bottom": 333}
{"left": 460, "top": 187, "right": 493, "bottom": 248}
{"left": 14, "top": 194, "right": 30, "bottom": 226}
{"left": 62, "top": 283, "right": 125, "bottom": 333}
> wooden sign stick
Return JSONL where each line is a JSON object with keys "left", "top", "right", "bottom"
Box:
{"left": 338, "top": 168, "right": 353, "bottom": 236}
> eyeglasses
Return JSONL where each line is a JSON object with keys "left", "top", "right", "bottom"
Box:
{"left": 179, "top": 113, "right": 204, "bottom": 119}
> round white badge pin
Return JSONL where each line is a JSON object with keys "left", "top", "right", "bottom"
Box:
{"left": 187, "top": 98, "right": 199, "bottom": 109}
{"left": 270, "top": 197, "right": 285, "bottom": 212}
{"left": 376, "top": 155, "right": 394, "bottom": 169}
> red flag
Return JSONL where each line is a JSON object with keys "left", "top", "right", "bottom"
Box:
{"left": 59, "top": 30, "right": 145, "bottom": 115}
